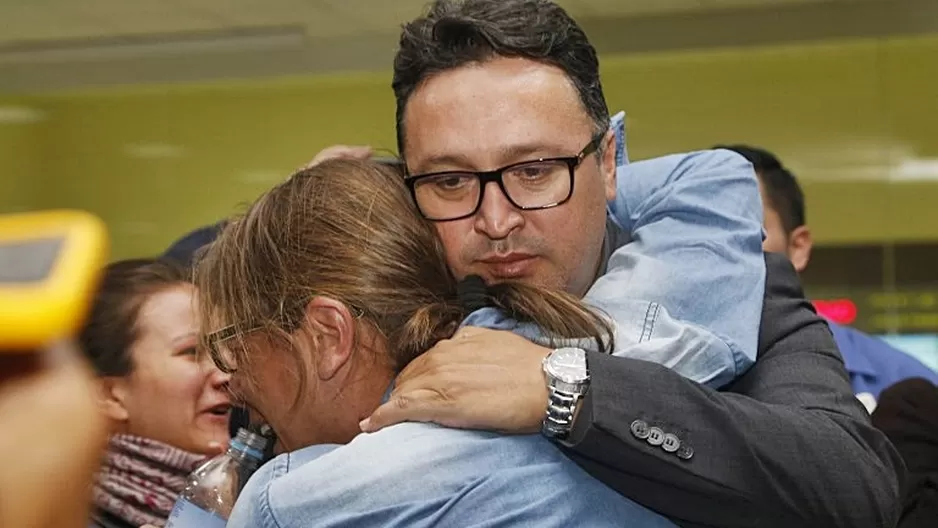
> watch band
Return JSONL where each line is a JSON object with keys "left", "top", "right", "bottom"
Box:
{"left": 542, "top": 387, "right": 581, "bottom": 439}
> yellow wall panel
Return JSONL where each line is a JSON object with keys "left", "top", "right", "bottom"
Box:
{"left": 33, "top": 76, "right": 396, "bottom": 258}
{"left": 0, "top": 101, "right": 41, "bottom": 214}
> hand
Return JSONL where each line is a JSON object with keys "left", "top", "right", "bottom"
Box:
{"left": 361, "top": 327, "right": 550, "bottom": 434}
{"left": 300, "top": 145, "right": 373, "bottom": 170}
{"left": 0, "top": 341, "right": 108, "bottom": 528}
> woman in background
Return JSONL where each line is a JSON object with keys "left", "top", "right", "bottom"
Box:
{"left": 79, "top": 259, "right": 231, "bottom": 528}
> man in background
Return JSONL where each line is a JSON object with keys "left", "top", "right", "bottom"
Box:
{"left": 718, "top": 144, "right": 938, "bottom": 409}
{"left": 162, "top": 222, "right": 225, "bottom": 269}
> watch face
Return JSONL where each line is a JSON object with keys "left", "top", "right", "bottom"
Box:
{"left": 547, "top": 348, "right": 587, "bottom": 383}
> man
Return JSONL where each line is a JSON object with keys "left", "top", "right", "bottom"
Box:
{"left": 162, "top": 222, "right": 225, "bottom": 269}
{"left": 718, "top": 143, "right": 938, "bottom": 409}
{"left": 358, "top": 1, "right": 902, "bottom": 527}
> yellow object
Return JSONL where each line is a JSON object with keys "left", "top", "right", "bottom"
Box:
{"left": 0, "top": 210, "right": 108, "bottom": 350}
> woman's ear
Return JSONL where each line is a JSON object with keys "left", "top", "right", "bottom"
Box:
{"left": 98, "top": 377, "right": 130, "bottom": 423}
{"left": 301, "top": 297, "right": 357, "bottom": 381}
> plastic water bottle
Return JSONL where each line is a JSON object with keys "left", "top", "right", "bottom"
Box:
{"left": 165, "top": 427, "right": 270, "bottom": 527}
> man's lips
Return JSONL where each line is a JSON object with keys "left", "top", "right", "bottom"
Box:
{"left": 477, "top": 254, "right": 538, "bottom": 278}
{"left": 479, "top": 253, "right": 535, "bottom": 264}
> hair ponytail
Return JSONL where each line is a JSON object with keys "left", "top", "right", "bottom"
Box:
{"left": 488, "top": 282, "right": 614, "bottom": 353}
{"left": 451, "top": 274, "right": 613, "bottom": 352}
{"left": 390, "top": 301, "right": 466, "bottom": 369}
{"left": 388, "top": 274, "right": 613, "bottom": 371}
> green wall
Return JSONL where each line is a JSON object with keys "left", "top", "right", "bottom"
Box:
{"left": 0, "top": 100, "right": 41, "bottom": 214}
{"left": 4, "top": 35, "right": 938, "bottom": 259}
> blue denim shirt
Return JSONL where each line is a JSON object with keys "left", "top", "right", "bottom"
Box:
{"left": 464, "top": 113, "right": 765, "bottom": 388}
{"left": 830, "top": 322, "right": 938, "bottom": 403}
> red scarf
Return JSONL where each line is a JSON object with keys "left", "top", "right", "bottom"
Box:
{"left": 93, "top": 434, "right": 208, "bottom": 527}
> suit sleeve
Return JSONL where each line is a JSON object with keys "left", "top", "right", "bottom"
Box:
{"left": 559, "top": 253, "right": 905, "bottom": 528}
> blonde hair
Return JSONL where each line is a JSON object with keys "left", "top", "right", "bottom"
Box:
{"left": 195, "top": 159, "right": 611, "bottom": 386}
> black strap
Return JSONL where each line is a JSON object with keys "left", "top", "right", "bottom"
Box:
{"left": 456, "top": 274, "right": 493, "bottom": 312}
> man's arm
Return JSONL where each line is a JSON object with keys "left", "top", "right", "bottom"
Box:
{"left": 561, "top": 253, "right": 904, "bottom": 528}
{"left": 589, "top": 147, "right": 765, "bottom": 387}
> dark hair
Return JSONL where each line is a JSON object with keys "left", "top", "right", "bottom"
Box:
{"left": 393, "top": 0, "right": 609, "bottom": 155}
{"left": 196, "top": 159, "right": 612, "bottom": 403}
{"left": 162, "top": 222, "right": 225, "bottom": 269}
{"left": 714, "top": 143, "right": 806, "bottom": 234}
{"left": 78, "top": 259, "right": 189, "bottom": 377}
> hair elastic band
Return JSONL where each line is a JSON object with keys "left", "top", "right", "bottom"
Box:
{"left": 456, "top": 274, "right": 493, "bottom": 312}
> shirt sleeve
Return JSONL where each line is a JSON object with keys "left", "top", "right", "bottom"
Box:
{"left": 586, "top": 134, "right": 765, "bottom": 385}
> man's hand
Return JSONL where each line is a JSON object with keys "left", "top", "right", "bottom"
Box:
{"left": 360, "top": 327, "right": 551, "bottom": 434}
{"left": 300, "top": 145, "right": 373, "bottom": 170}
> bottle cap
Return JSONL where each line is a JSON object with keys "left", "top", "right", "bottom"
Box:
{"left": 230, "top": 427, "right": 269, "bottom": 460}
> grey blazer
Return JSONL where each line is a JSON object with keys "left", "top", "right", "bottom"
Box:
{"left": 560, "top": 252, "right": 905, "bottom": 528}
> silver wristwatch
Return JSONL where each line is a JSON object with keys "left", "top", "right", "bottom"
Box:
{"left": 541, "top": 347, "right": 590, "bottom": 439}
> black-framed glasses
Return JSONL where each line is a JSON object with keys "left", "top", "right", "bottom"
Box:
{"left": 204, "top": 305, "right": 366, "bottom": 374}
{"left": 404, "top": 134, "right": 605, "bottom": 222}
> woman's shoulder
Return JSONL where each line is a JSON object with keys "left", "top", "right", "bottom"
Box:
{"left": 272, "top": 422, "right": 518, "bottom": 489}
{"left": 233, "top": 423, "right": 675, "bottom": 527}
{"left": 235, "top": 423, "right": 559, "bottom": 526}
{"left": 227, "top": 450, "right": 297, "bottom": 528}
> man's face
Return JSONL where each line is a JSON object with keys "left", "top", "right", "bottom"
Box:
{"left": 401, "top": 57, "right": 616, "bottom": 296}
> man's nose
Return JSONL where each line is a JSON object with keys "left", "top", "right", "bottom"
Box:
{"left": 473, "top": 182, "right": 524, "bottom": 239}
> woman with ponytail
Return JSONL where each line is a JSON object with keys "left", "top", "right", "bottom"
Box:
{"left": 195, "top": 159, "right": 683, "bottom": 527}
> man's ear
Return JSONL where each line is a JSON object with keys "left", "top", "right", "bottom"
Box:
{"left": 787, "top": 225, "right": 813, "bottom": 273}
{"left": 600, "top": 130, "right": 617, "bottom": 203}
{"left": 98, "top": 377, "right": 130, "bottom": 423}
{"left": 301, "top": 297, "right": 357, "bottom": 381}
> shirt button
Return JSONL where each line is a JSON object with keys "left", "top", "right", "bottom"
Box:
{"left": 662, "top": 433, "right": 681, "bottom": 453}
{"left": 677, "top": 444, "right": 694, "bottom": 460}
{"left": 630, "top": 420, "right": 649, "bottom": 440}
{"left": 647, "top": 427, "right": 665, "bottom": 446}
